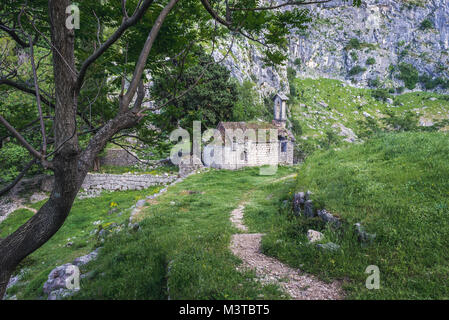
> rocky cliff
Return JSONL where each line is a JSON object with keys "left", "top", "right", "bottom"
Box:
{"left": 218, "top": 0, "right": 449, "bottom": 95}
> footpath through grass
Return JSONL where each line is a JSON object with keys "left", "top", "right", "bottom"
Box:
{"left": 75, "top": 166, "right": 296, "bottom": 300}
{"left": 245, "top": 132, "right": 449, "bottom": 299}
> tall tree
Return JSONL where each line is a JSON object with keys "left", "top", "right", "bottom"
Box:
{"left": 0, "top": 0, "right": 361, "bottom": 296}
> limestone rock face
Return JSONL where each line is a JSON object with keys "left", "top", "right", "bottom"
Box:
{"left": 217, "top": 0, "right": 449, "bottom": 94}
{"left": 290, "top": 0, "right": 449, "bottom": 92}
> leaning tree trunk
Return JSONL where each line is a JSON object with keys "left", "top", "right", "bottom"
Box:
{"left": 0, "top": 0, "right": 166, "bottom": 297}
{"left": 0, "top": 0, "right": 80, "bottom": 298}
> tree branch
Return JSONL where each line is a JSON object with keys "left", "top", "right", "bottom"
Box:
{"left": 0, "top": 114, "right": 47, "bottom": 163}
{"left": 121, "top": 0, "right": 180, "bottom": 109}
{"left": 28, "top": 35, "right": 47, "bottom": 156}
{"left": 0, "top": 20, "right": 38, "bottom": 48}
{"left": 75, "top": 0, "right": 155, "bottom": 94}
{"left": 0, "top": 159, "right": 36, "bottom": 197}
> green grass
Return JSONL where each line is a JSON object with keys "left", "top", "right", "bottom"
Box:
{"left": 245, "top": 132, "right": 449, "bottom": 299}
{"left": 4, "top": 132, "right": 448, "bottom": 300}
{"left": 290, "top": 78, "right": 449, "bottom": 144}
{"left": 1, "top": 187, "right": 161, "bottom": 299}
{"left": 74, "top": 166, "right": 297, "bottom": 300}
{"left": 2, "top": 166, "right": 297, "bottom": 300}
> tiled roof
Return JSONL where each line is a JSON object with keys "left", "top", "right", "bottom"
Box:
{"left": 216, "top": 121, "right": 295, "bottom": 142}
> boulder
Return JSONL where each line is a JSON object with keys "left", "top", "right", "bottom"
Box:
{"left": 292, "top": 192, "right": 304, "bottom": 216}
{"left": 317, "top": 209, "right": 341, "bottom": 227}
{"left": 43, "top": 264, "right": 79, "bottom": 298}
{"left": 307, "top": 229, "right": 324, "bottom": 243}
{"left": 304, "top": 200, "right": 315, "bottom": 218}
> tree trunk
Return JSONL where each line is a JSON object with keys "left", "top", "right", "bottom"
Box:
{"left": 0, "top": 0, "right": 161, "bottom": 298}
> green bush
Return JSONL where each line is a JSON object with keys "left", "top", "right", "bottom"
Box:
{"left": 398, "top": 63, "right": 419, "bottom": 90}
{"left": 382, "top": 109, "right": 419, "bottom": 131}
{"left": 348, "top": 65, "right": 366, "bottom": 76}
{"left": 366, "top": 57, "right": 376, "bottom": 65}
{"left": 371, "top": 88, "right": 391, "bottom": 102}
{"left": 368, "top": 77, "right": 381, "bottom": 88}
{"left": 420, "top": 19, "right": 434, "bottom": 30}
{"left": 346, "top": 38, "right": 361, "bottom": 50}
{"left": 293, "top": 58, "right": 301, "bottom": 67}
{"left": 232, "top": 80, "right": 264, "bottom": 122}
{"left": 0, "top": 143, "right": 32, "bottom": 185}
{"left": 419, "top": 74, "right": 449, "bottom": 90}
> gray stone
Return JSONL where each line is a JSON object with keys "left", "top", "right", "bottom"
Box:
{"left": 73, "top": 248, "right": 100, "bottom": 267}
{"left": 136, "top": 199, "right": 146, "bottom": 208}
{"left": 317, "top": 209, "right": 341, "bottom": 227}
{"left": 305, "top": 191, "right": 312, "bottom": 201}
{"left": 354, "top": 223, "right": 376, "bottom": 244}
{"left": 6, "top": 275, "right": 20, "bottom": 290}
{"left": 304, "top": 200, "right": 315, "bottom": 218}
{"left": 48, "top": 288, "right": 76, "bottom": 301}
{"left": 307, "top": 229, "right": 324, "bottom": 243}
{"left": 43, "top": 264, "right": 79, "bottom": 296}
{"left": 292, "top": 192, "right": 305, "bottom": 216}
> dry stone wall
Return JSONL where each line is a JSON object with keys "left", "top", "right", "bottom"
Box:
{"left": 81, "top": 173, "right": 178, "bottom": 191}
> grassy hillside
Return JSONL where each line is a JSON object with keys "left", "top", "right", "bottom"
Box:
{"left": 247, "top": 132, "right": 449, "bottom": 299}
{"left": 2, "top": 188, "right": 161, "bottom": 299}
{"left": 2, "top": 166, "right": 298, "bottom": 300}
{"left": 74, "top": 167, "right": 297, "bottom": 300}
{"left": 289, "top": 78, "right": 449, "bottom": 149}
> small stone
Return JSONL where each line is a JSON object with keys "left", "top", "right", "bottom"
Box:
{"left": 292, "top": 192, "right": 304, "bottom": 216}
{"left": 307, "top": 229, "right": 324, "bottom": 243}
{"left": 136, "top": 199, "right": 146, "bottom": 208}
{"left": 317, "top": 209, "right": 341, "bottom": 227}
{"left": 305, "top": 190, "right": 312, "bottom": 201}
{"left": 43, "top": 264, "right": 79, "bottom": 297}
{"left": 304, "top": 200, "right": 315, "bottom": 218}
{"left": 354, "top": 223, "right": 376, "bottom": 244}
{"left": 317, "top": 242, "right": 340, "bottom": 251}
{"left": 73, "top": 248, "right": 100, "bottom": 267}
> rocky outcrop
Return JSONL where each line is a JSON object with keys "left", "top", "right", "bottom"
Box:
{"left": 217, "top": 0, "right": 449, "bottom": 94}
{"left": 290, "top": 0, "right": 449, "bottom": 92}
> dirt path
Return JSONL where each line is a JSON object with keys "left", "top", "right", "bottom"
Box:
{"left": 229, "top": 201, "right": 343, "bottom": 300}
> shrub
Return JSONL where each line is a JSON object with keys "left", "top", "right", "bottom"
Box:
{"left": 366, "top": 57, "right": 376, "bottom": 65}
{"left": 0, "top": 143, "right": 32, "bottom": 184}
{"left": 348, "top": 65, "right": 366, "bottom": 76}
{"left": 420, "top": 19, "right": 434, "bottom": 30}
{"left": 371, "top": 88, "right": 392, "bottom": 102}
{"left": 368, "top": 77, "right": 381, "bottom": 88}
{"left": 346, "top": 38, "right": 361, "bottom": 50}
{"left": 293, "top": 58, "right": 301, "bottom": 67}
{"left": 382, "top": 109, "right": 419, "bottom": 131}
{"left": 419, "top": 74, "right": 449, "bottom": 90}
{"left": 396, "top": 86, "right": 405, "bottom": 94}
{"left": 398, "top": 63, "right": 419, "bottom": 90}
